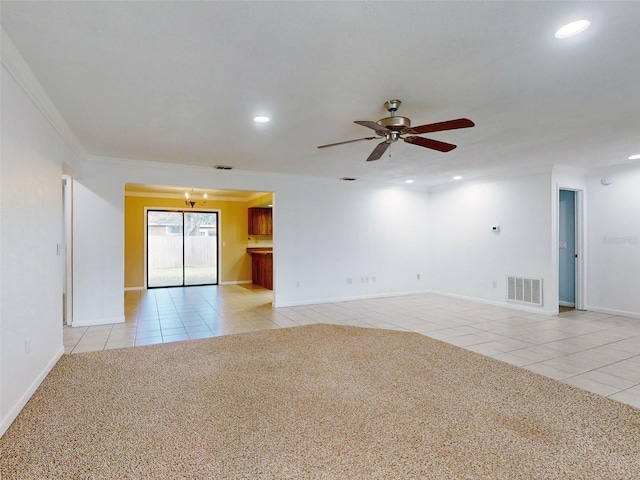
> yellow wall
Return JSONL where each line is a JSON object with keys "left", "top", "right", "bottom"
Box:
{"left": 124, "top": 195, "right": 253, "bottom": 288}
{"left": 248, "top": 193, "right": 273, "bottom": 208}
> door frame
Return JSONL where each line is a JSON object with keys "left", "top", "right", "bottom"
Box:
{"left": 144, "top": 206, "right": 222, "bottom": 289}
{"left": 62, "top": 175, "right": 73, "bottom": 325}
{"left": 557, "top": 187, "right": 585, "bottom": 311}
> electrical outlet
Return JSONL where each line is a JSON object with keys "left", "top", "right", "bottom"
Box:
{"left": 296, "top": 281, "right": 300, "bottom": 288}
{"left": 417, "top": 273, "right": 421, "bottom": 280}
{"left": 347, "top": 277, "right": 353, "bottom": 285}
{"left": 492, "top": 281, "right": 498, "bottom": 288}
{"left": 25, "top": 337, "right": 31, "bottom": 354}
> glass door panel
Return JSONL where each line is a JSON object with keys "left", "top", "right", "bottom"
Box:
{"left": 147, "top": 211, "right": 184, "bottom": 287}
{"left": 184, "top": 212, "right": 218, "bottom": 286}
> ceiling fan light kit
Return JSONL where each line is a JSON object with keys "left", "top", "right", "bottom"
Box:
{"left": 318, "top": 99, "right": 474, "bottom": 162}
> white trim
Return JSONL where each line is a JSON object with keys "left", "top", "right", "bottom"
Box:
{"left": 0, "top": 27, "right": 86, "bottom": 170}
{"left": 574, "top": 189, "right": 586, "bottom": 311}
{"left": 585, "top": 305, "right": 640, "bottom": 319}
{"left": 0, "top": 346, "right": 64, "bottom": 437}
{"left": 62, "top": 175, "right": 74, "bottom": 326}
{"left": 72, "top": 316, "right": 125, "bottom": 327}
{"left": 124, "top": 286, "right": 145, "bottom": 291}
{"left": 220, "top": 280, "right": 252, "bottom": 285}
{"left": 427, "top": 290, "right": 557, "bottom": 316}
{"left": 274, "top": 290, "right": 432, "bottom": 309}
{"left": 556, "top": 186, "right": 586, "bottom": 312}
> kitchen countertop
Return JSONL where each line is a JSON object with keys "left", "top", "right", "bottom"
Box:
{"left": 247, "top": 248, "right": 273, "bottom": 255}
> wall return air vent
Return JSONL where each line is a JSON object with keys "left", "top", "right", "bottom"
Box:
{"left": 213, "top": 165, "right": 233, "bottom": 170}
{"left": 507, "top": 276, "right": 543, "bottom": 307}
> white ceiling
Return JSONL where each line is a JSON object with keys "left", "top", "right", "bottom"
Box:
{"left": 2, "top": 1, "right": 639, "bottom": 187}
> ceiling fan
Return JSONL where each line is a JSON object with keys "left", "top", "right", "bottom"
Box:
{"left": 317, "top": 100, "right": 475, "bottom": 161}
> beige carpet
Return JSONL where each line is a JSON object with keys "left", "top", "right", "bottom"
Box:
{"left": 2, "top": 324, "right": 639, "bottom": 479}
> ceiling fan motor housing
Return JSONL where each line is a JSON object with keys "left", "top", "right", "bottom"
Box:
{"left": 377, "top": 116, "right": 411, "bottom": 130}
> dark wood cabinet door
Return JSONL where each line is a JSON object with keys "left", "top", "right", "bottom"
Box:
{"left": 248, "top": 208, "right": 272, "bottom": 235}
{"left": 251, "top": 253, "right": 273, "bottom": 290}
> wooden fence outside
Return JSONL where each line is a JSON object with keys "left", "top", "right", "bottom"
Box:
{"left": 148, "top": 236, "right": 217, "bottom": 269}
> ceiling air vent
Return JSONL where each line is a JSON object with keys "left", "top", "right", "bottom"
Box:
{"left": 214, "top": 165, "right": 233, "bottom": 170}
{"left": 340, "top": 177, "right": 357, "bottom": 181}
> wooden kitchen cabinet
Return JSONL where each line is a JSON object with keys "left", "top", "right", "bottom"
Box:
{"left": 248, "top": 208, "right": 272, "bottom": 235}
{"left": 250, "top": 252, "right": 273, "bottom": 290}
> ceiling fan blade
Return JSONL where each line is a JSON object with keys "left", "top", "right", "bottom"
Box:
{"left": 317, "top": 137, "right": 378, "bottom": 149}
{"left": 367, "top": 141, "right": 390, "bottom": 161}
{"left": 404, "top": 136, "right": 457, "bottom": 152}
{"left": 409, "top": 118, "right": 475, "bottom": 135}
{"left": 354, "top": 120, "right": 390, "bottom": 133}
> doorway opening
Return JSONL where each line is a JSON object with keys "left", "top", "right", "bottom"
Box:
{"left": 558, "top": 188, "right": 584, "bottom": 311}
{"left": 147, "top": 210, "right": 219, "bottom": 288}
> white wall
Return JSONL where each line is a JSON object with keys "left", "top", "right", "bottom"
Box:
{"left": 274, "top": 179, "right": 431, "bottom": 305}
{"left": 428, "top": 173, "right": 555, "bottom": 313}
{"left": 73, "top": 157, "right": 431, "bottom": 322}
{"left": 586, "top": 163, "right": 640, "bottom": 317}
{"left": 0, "top": 65, "right": 71, "bottom": 435}
{"left": 71, "top": 177, "right": 126, "bottom": 326}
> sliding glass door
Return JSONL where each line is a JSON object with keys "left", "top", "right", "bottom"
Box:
{"left": 147, "top": 210, "right": 218, "bottom": 288}
{"left": 184, "top": 212, "right": 218, "bottom": 285}
{"left": 147, "top": 211, "right": 183, "bottom": 287}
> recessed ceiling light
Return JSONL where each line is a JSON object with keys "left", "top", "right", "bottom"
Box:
{"left": 254, "top": 116, "right": 270, "bottom": 123}
{"left": 555, "top": 20, "right": 591, "bottom": 39}
{"left": 628, "top": 154, "right": 640, "bottom": 160}
{"left": 405, "top": 179, "right": 414, "bottom": 184}
{"left": 453, "top": 175, "right": 463, "bottom": 180}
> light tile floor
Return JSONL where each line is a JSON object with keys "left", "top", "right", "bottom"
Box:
{"left": 64, "top": 285, "right": 640, "bottom": 409}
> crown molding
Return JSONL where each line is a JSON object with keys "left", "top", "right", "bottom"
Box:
{"left": 124, "top": 190, "right": 258, "bottom": 203}
{"left": 1, "top": 26, "right": 87, "bottom": 168}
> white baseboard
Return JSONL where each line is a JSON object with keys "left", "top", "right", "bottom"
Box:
{"left": 427, "top": 289, "right": 557, "bottom": 316}
{"left": 585, "top": 305, "right": 640, "bottom": 319}
{"left": 559, "top": 301, "right": 576, "bottom": 307}
{"left": 124, "top": 286, "right": 145, "bottom": 291}
{"left": 1, "top": 346, "right": 64, "bottom": 438}
{"left": 71, "top": 315, "right": 125, "bottom": 327}
{"left": 273, "top": 289, "right": 431, "bottom": 308}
